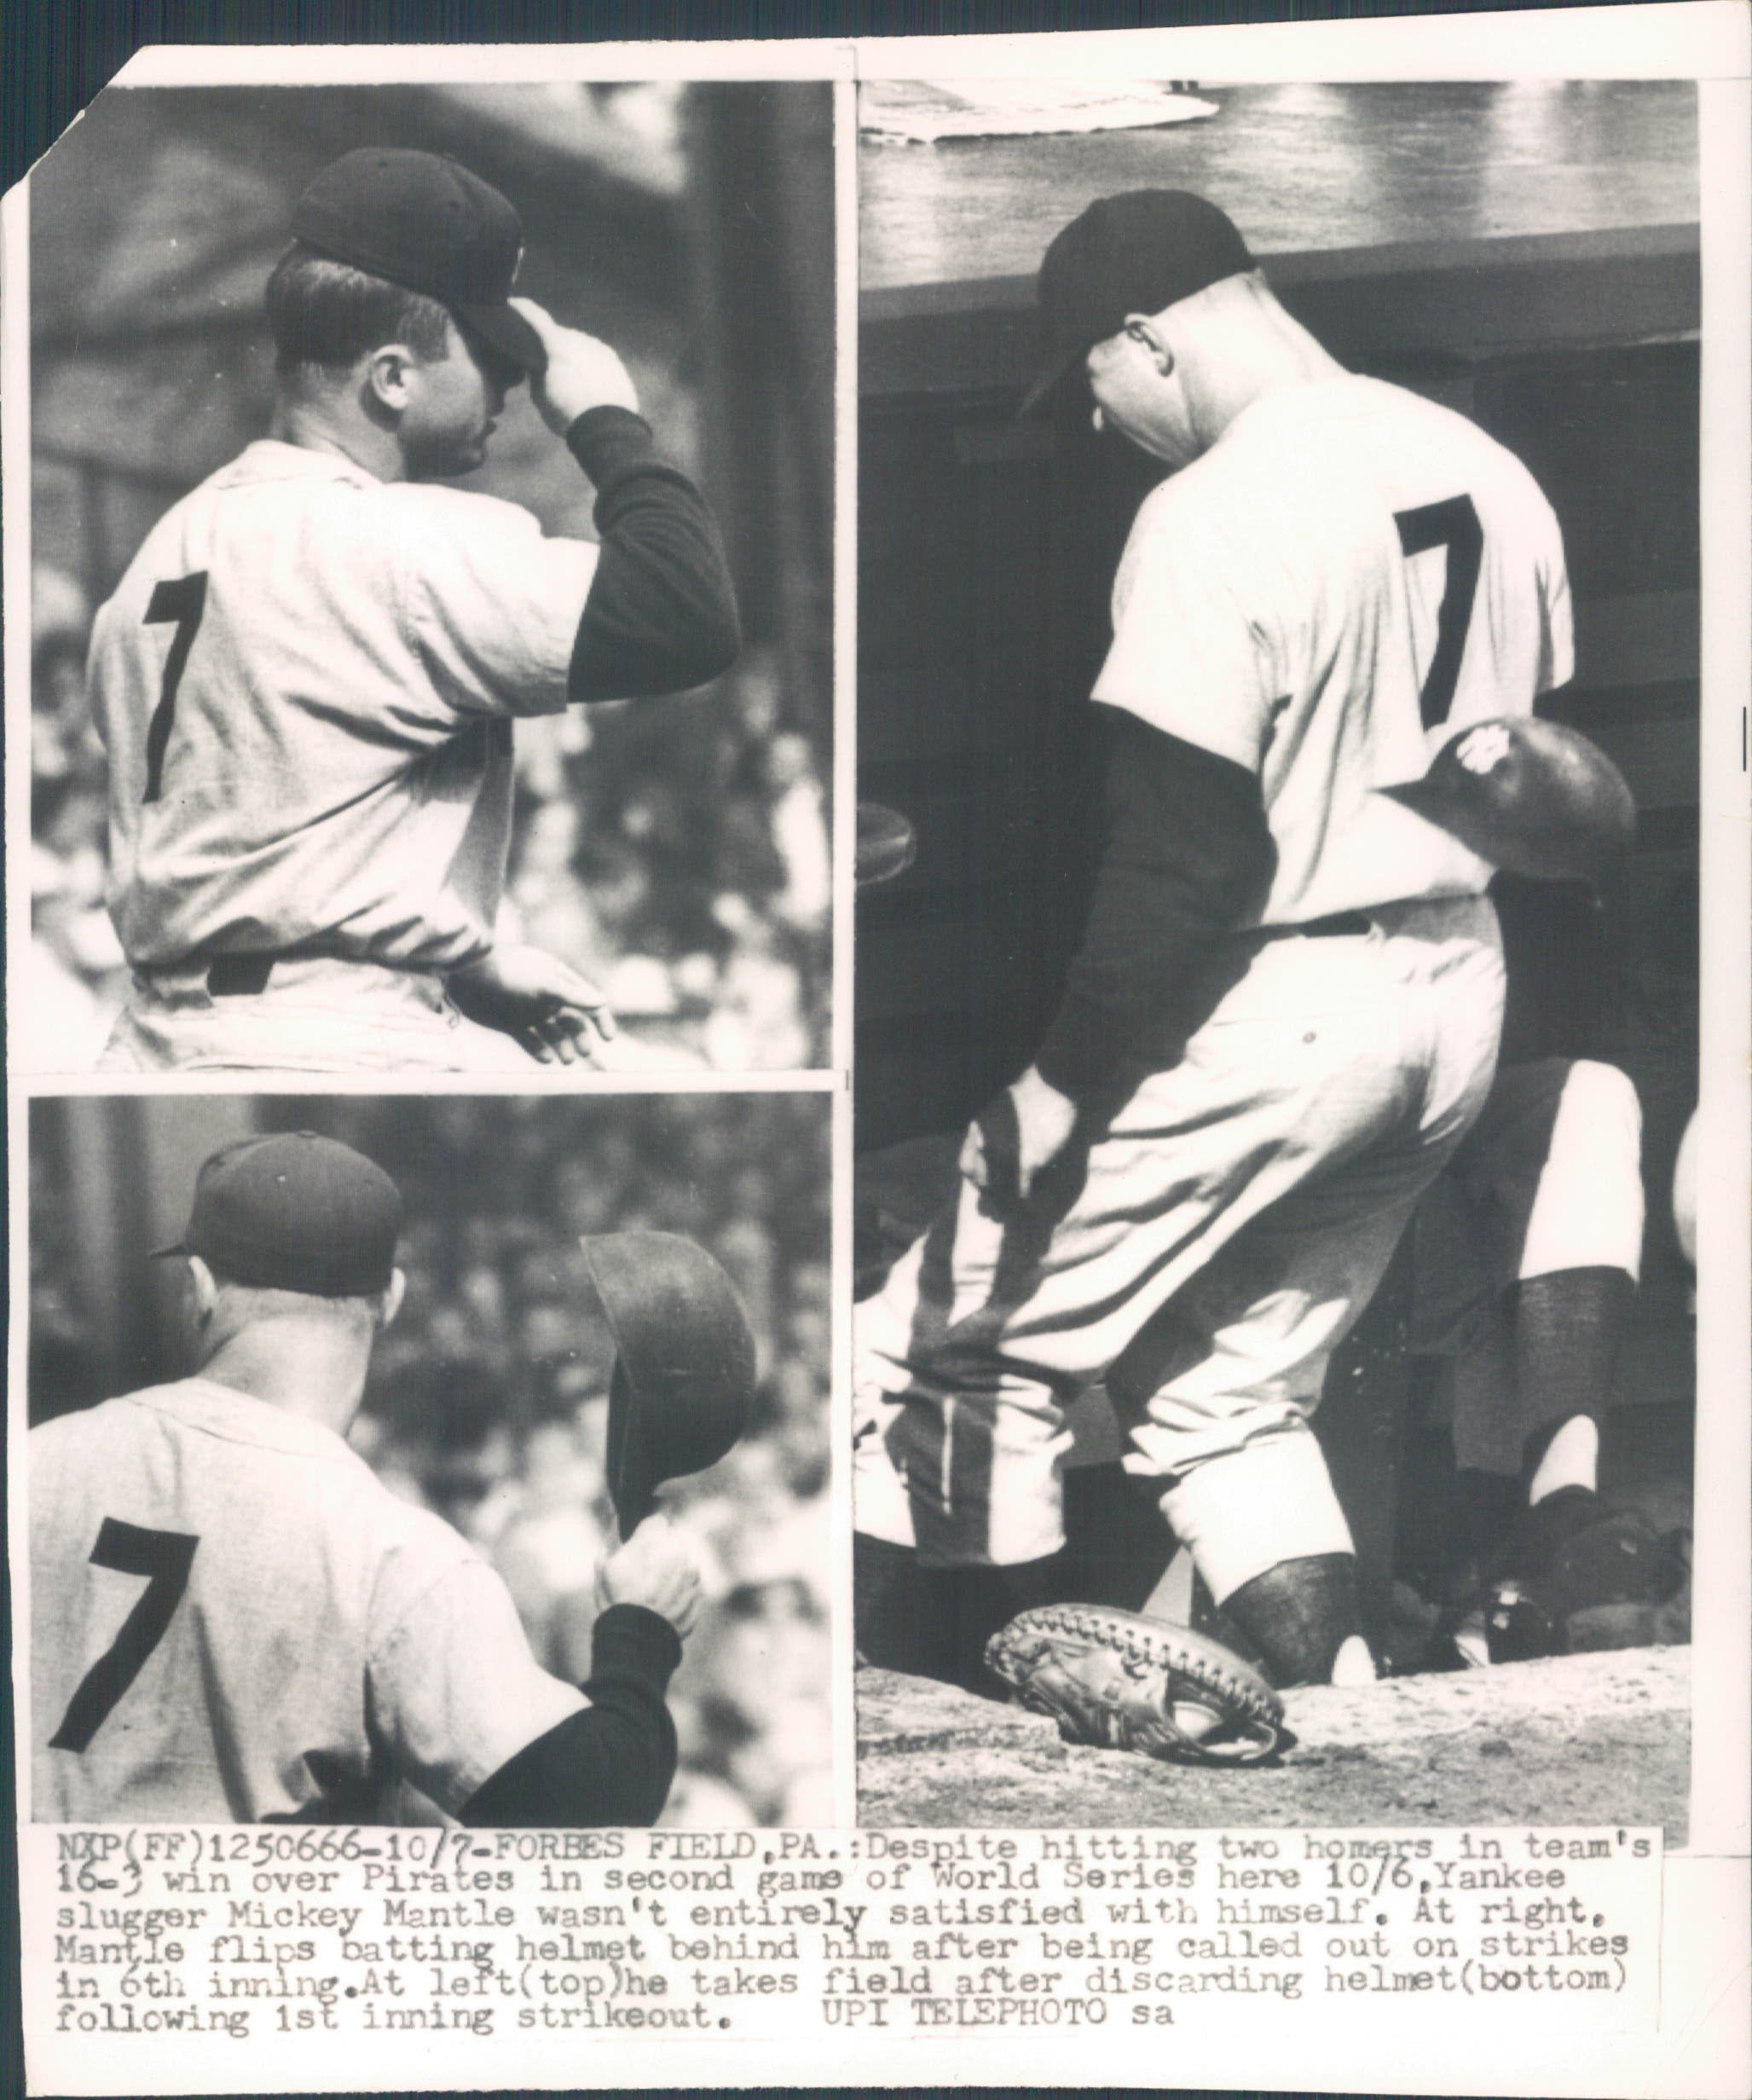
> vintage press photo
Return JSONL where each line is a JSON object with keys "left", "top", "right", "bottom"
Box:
{"left": 20, "top": 78, "right": 833, "bottom": 1077}
{"left": 24, "top": 1090, "right": 832, "bottom": 1829}
{"left": 853, "top": 76, "right": 1711, "bottom": 1834}
{"left": 6, "top": 14, "right": 1749, "bottom": 2100}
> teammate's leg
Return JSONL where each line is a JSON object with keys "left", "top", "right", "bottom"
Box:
{"left": 1454, "top": 1057, "right": 1643, "bottom": 1494}
{"left": 1448, "top": 1058, "right": 1661, "bottom": 1658}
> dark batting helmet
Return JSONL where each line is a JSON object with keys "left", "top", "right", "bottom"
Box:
{"left": 1377, "top": 716, "right": 1635, "bottom": 883}
{"left": 581, "top": 1232, "right": 757, "bottom": 1533}
{"left": 856, "top": 801, "right": 917, "bottom": 886}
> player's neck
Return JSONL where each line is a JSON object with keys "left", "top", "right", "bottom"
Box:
{"left": 269, "top": 392, "right": 406, "bottom": 483}
{"left": 196, "top": 1322, "right": 372, "bottom": 1438}
{"left": 1177, "top": 281, "right": 1348, "bottom": 447}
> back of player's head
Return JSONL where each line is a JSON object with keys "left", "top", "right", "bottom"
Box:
{"left": 1021, "top": 189, "right": 1255, "bottom": 415}
{"left": 275, "top": 147, "right": 544, "bottom": 376}
{"left": 267, "top": 241, "right": 455, "bottom": 376}
{"left": 155, "top": 1131, "right": 402, "bottom": 1302}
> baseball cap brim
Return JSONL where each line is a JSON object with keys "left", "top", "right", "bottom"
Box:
{"left": 1017, "top": 338, "right": 1091, "bottom": 419}
{"left": 456, "top": 299, "right": 546, "bottom": 376}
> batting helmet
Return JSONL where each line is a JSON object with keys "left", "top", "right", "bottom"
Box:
{"left": 581, "top": 1232, "right": 756, "bottom": 1533}
{"left": 856, "top": 801, "right": 917, "bottom": 886}
{"left": 1377, "top": 717, "right": 1635, "bottom": 883}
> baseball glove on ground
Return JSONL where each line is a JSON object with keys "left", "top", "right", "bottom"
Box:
{"left": 986, "top": 1604, "right": 1286, "bottom": 1766}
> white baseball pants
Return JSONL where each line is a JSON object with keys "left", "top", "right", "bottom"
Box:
{"left": 854, "top": 895, "right": 1506, "bottom": 1603}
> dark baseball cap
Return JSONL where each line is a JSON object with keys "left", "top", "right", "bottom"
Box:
{"left": 291, "top": 147, "right": 545, "bottom": 373}
{"left": 1021, "top": 189, "right": 1254, "bottom": 415}
{"left": 153, "top": 1131, "right": 402, "bottom": 1297}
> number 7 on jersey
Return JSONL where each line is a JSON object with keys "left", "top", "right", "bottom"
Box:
{"left": 1395, "top": 496, "right": 1482, "bottom": 729}
{"left": 49, "top": 1519, "right": 199, "bottom": 1752}
{"left": 142, "top": 571, "right": 208, "bottom": 803}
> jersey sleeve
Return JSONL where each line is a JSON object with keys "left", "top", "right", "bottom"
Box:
{"left": 399, "top": 492, "right": 600, "bottom": 723}
{"left": 1536, "top": 520, "right": 1575, "bottom": 696}
{"left": 367, "top": 1554, "right": 587, "bottom": 1816}
{"left": 1090, "top": 487, "right": 1277, "bottom": 774}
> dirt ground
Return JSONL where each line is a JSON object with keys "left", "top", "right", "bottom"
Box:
{"left": 857, "top": 1646, "right": 1691, "bottom": 1839}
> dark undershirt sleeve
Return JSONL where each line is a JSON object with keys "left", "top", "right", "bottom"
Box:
{"left": 1034, "top": 711, "right": 1277, "bottom": 1100}
{"left": 564, "top": 406, "right": 742, "bottom": 703}
{"left": 457, "top": 1604, "right": 682, "bottom": 1829}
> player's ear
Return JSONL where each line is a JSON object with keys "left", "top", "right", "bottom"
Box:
{"left": 186, "top": 1254, "right": 219, "bottom": 1328}
{"left": 362, "top": 344, "right": 417, "bottom": 415}
{"left": 379, "top": 1267, "right": 408, "bottom": 1332}
{"left": 1124, "top": 315, "right": 1174, "bottom": 376}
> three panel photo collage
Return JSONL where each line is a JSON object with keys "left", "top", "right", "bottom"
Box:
{"left": 11, "top": 60, "right": 1726, "bottom": 1851}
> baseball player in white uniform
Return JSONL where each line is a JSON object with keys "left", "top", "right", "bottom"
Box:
{"left": 854, "top": 192, "right": 1573, "bottom": 1696}
{"left": 86, "top": 148, "right": 738, "bottom": 1074}
{"left": 32, "top": 1131, "right": 702, "bottom": 1825}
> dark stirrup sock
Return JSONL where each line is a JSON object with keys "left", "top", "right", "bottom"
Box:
{"left": 854, "top": 1530, "right": 953, "bottom": 1681}
{"left": 1511, "top": 1266, "right": 1633, "bottom": 1489}
{"left": 1221, "top": 1552, "right": 1365, "bottom": 1688}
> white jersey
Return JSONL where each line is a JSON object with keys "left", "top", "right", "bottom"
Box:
{"left": 31, "top": 1379, "right": 583, "bottom": 1822}
{"left": 89, "top": 441, "right": 598, "bottom": 973}
{"left": 1092, "top": 374, "right": 1572, "bottom": 924}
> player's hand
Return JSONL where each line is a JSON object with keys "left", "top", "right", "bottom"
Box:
{"left": 597, "top": 1513, "right": 703, "bottom": 1640}
{"left": 445, "top": 944, "right": 618, "bottom": 1066}
{"left": 508, "top": 298, "right": 640, "bottom": 430}
{"left": 961, "top": 1066, "right": 1079, "bottom": 1209}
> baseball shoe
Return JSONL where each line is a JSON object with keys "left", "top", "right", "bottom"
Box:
{"left": 1480, "top": 1486, "right": 1682, "bottom": 1663}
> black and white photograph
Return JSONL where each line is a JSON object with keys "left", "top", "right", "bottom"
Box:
{"left": 853, "top": 78, "right": 1702, "bottom": 1832}
{"left": 26, "top": 1091, "right": 832, "bottom": 1828}
{"left": 23, "top": 79, "right": 834, "bottom": 1075}
{"left": 5, "top": 16, "right": 1749, "bottom": 2100}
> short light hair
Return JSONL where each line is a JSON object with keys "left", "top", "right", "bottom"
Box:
{"left": 265, "top": 240, "right": 454, "bottom": 375}
{"left": 205, "top": 1261, "right": 390, "bottom": 1329}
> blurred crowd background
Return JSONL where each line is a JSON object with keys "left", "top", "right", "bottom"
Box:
{"left": 30, "top": 1092, "right": 833, "bottom": 1827}
{"left": 27, "top": 80, "right": 833, "bottom": 1071}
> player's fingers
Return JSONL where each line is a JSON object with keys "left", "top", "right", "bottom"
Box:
{"left": 548, "top": 967, "right": 618, "bottom": 1033}
{"left": 546, "top": 1008, "right": 605, "bottom": 1066}
{"left": 957, "top": 1125, "right": 988, "bottom": 1189}
{"left": 520, "top": 1030, "right": 556, "bottom": 1066}
{"left": 506, "top": 294, "right": 557, "bottom": 340}
{"left": 549, "top": 1001, "right": 618, "bottom": 1056}
{"left": 671, "top": 1587, "right": 703, "bottom": 1640}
